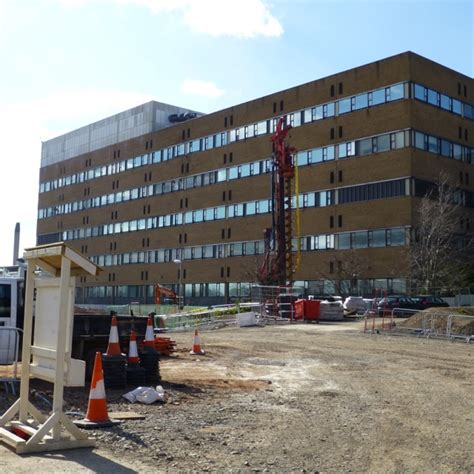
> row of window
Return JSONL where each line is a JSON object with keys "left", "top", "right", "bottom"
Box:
{"left": 79, "top": 277, "right": 408, "bottom": 300}
{"left": 57, "top": 178, "right": 408, "bottom": 242}
{"left": 89, "top": 226, "right": 408, "bottom": 268}
{"left": 413, "top": 83, "right": 474, "bottom": 119}
{"left": 39, "top": 81, "right": 410, "bottom": 194}
{"left": 39, "top": 80, "right": 474, "bottom": 196}
{"left": 38, "top": 126, "right": 473, "bottom": 220}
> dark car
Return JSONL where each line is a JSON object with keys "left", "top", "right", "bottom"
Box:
{"left": 411, "top": 295, "right": 449, "bottom": 308}
{"left": 377, "top": 295, "right": 420, "bottom": 317}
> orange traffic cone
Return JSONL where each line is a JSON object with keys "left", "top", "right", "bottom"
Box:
{"left": 74, "top": 352, "right": 119, "bottom": 428}
{"left": 143, "top": 316, "right": 155, "bottom": 348}
{"left": 190, "top": 329, "right": 205, "bottom": 355}
{"left": 128, "top": 330, "right": 140, "bottom": 365}
{"left": 106, "top": 315, "right": 122, "bottom": 356}
{"left": 85, "top": 352, "right": 110, "bottom": 422}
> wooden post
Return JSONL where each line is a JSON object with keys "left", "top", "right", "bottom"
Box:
{"left": 19, "top": 260, "right": 36, "bottom": 423}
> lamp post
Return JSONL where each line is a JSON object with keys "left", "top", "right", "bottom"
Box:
{"left": 173, "top": 259, "right": 183, "bottom": 310}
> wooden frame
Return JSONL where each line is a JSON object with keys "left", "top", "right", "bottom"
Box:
{"left": 0, "top": 243, "right": 101, "bottom": 453}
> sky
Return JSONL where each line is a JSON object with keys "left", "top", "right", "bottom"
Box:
{"left": 0, "top": 0, "right": 473, "bottom": 266}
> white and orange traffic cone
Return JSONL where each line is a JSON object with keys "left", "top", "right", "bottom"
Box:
{"left": 143, "top": 316, "right": 155, "bottom": 348}
{"left": 75, "top": 352, "right": 118, "bottom": 428}
{"left": 106, "top": 315, "right": 122, "bottom": 356}
{"left": 190, "top": 328, "right": 205, "bottom": 355}
{"left": 128, "top": 330, "right": 140, "bottom": 365}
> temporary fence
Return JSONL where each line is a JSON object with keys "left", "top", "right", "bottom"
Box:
{"left": 392, "top": 311, "right": 474, "bottom": 342}
{"left": 364, "top": 309, "right": 473, "bottom": 342}
{"left": 363, "top": 307, "right": 418, "bottom": 334}
{"left": 250, "top": 285, "right": 302, "bottom": 322}
{"left": 0, "top": 327, "right": 22, "bottom": 394}
{"left": 156, "top": 307, "right": 239, "bottom": 332}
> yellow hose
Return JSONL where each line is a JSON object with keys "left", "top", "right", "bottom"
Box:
{"left": 294, "top": 154, "right": 301, "bottom": 272}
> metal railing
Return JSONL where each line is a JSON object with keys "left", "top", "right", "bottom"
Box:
{"left": 0, "top": 327, "right": 23, "bottom": 394}
{"left": 364, "top": 308, "right": 473, "bottom": 342}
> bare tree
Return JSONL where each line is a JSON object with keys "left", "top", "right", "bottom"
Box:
{"left": 411, "top": 173, "right": 473, "bottom": 293}
{"left": 313, "top": 249, "right": 372, "bottom": 296}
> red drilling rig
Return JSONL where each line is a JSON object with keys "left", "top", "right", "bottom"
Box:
{"left": 258, "top": 116, "right": 300, "bottom": 287}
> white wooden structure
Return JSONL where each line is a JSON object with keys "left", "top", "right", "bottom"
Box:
{"left": 0, "top": 243, "right": 101, "bottom": 453}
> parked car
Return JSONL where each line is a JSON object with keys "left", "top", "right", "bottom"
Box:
{"left": 411, "top": 295, "right": 449, "bottom": 308}
{"left": 376, "top": 295, "right": 420, "bottom": 317}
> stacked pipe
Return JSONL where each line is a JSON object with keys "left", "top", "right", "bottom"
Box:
{"left": 126, "top": 330, "right": 146, "bottom": 386}
{"left": 154, "top": 336, "right": 177, "bottom": 356}
{"left": 102, "top": 315, "right": 127, "bottom": 389}
{"left": 139, "top": 316, "right": 161, "bottom": 383}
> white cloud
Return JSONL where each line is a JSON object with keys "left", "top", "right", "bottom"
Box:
{"left": 0, "top": 89, "right": 153, "bottom": 265}
{"left": 181, "top": 0, "right": 284, "bottom": 39}
{"left": 181, "top": 79, "right": 225, "bottom": 98}
{"left": 55, "top": 0, "right": 284, "bottom": 38}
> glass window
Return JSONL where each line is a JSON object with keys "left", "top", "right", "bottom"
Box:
{"left": 312, "top": 106, "right": 323, "bottom": 121}
{"left": 440, "top": 94, "right": 451, "bottom": 111}
{"left": 452, "top": 99, "right": 462, "bottom": 115}
{"left": 371, "top": 88, "right": 385, "bottom": 106}
{"left": 358, "top": 138, "right": 372, "bottom": 155}
{"left": 391, "top": 131, "right": 405, "bottom": 149}
{"left": 303, "top": 108, "right": 312, "bottom": 124}
{"left": 353, "top": 231, "right": 368, "bottom": 248}
{"left": 390, "top": 228, "right": 406, "bottom": 246}
{"left": 203, "top": 245, "right": 214, "bottom": 258}
{"left": 428, "top": 135, "right": 439, "bottom": 154}
{"left": 184, "top": 211, "right": 193, "bottom": 224}
{"left": 464, "top": 103, "right": 474, "bottom": 120}
{"left": 229, "top": 167, "right": 238, "bottom": 180}
{"left": 376, "top": 134, "right": 390, "bottom": 152}
{"left": 194, "top": 210, "right": 204, "bottom": 223}
{"left": 325, "top": 102, "right": 335, "bottom": 117}
{"left": 415, "top": 132, "right": 425, "bottom": 150}
{"left": 453, "top": 144, "right": 462, "bottom": 160}
{"left": 240, "top": 164, "right": 251, "bottom": 177}
{"left": 246, "top": 202, "right": 256, "bottom": 215}
{"left": 310, "top": 148, "right": 323, "bottom": 164}
{"left": 256, "top": 121, "right": 267, "bottom": 135}
{"left": 370, "top": 229, "right": 386, "bottom": 247}
{"left": 204, "top": 208, "right": 214, "bottom": 221}
{"left": 217, "top": 169, "right": 227, "bottom": 182}
{"left": 293, "top": 111, "right": 302, "bottom": 127}
{"left": 440, "top": 139, "right": 451, "bottom": 157}
{"left": 427, "top": 89, "right": 438, "bottom": 106}
{"left": 338, "top": 233, "right": 351, "bottom": 249}
{"left": 324, "top": 146, "right": 335, "bottom": 161}
{"left": 257, "top": 200, "right": 269, "bottom": 214}
{"left": 389, "top": 83, "right": 404, "bottom": 101}
{"left": 338, "top": 143, "right": 347, "bottom": 159}
{"left": 338, "top": 98, "right": 351, "bottom": 114}
{"left": 216, "top": 206, "right": 226, "bottom": 219}
{"left": 354, "top": 93, "right": 368, "bottom": 110}
{"left": 414, "top": 84, "right": 426, "bottom": 101}
{"left": 297, "top": 151, "right": 308, "bottom": 166}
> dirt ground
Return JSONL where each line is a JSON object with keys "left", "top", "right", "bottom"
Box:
{"left": 1, "top": 319, "right": 473, "bottom": 473}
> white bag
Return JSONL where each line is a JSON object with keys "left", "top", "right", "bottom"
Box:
{"left": 123, "top": 385, "right": 166, "bottom": 404}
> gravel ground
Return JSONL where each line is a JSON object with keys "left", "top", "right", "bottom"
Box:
{"left": 1, "top": 319, "right": 473, "bottom": 473}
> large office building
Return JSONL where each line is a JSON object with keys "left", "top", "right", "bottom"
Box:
{"left": 37, "top": 52, "right": 474, "bottom": 305}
